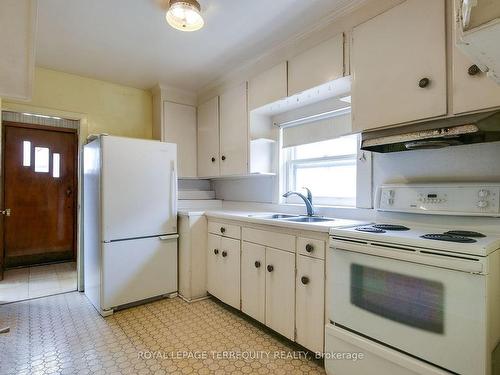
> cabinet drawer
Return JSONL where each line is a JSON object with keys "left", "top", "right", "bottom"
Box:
{"left": 297, "top": 237, "right": 325, "bottom": 259}
{"left": 242, "top": 227, "right": 295, "bottom": 253}
{"left": 208, "top": 221, "right": 241, "bottom": 239}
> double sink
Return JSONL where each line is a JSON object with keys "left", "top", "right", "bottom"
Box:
{"left": 249, "top": 213, "right": 335, "bottom": 223}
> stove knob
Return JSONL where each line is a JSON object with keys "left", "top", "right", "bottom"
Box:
{"left": 478, "top": 190, "right": 490, "bottom": 199}
{"left": 477, "top": 200, "right": 489, "bottom": 208}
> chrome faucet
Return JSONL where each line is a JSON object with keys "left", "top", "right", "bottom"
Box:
{"left": 283, "top": 187, "right": 316, "bottom": 216}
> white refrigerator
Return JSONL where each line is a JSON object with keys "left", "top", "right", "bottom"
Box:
{"left": 83, "top": 135, "right": 178, "bottom": 316}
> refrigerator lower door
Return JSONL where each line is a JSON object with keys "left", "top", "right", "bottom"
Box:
{"left": 101, "top": 235, "right": 178, "bottom": 310}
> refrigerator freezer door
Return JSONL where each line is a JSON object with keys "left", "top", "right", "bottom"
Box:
{"left": 101, "top": 235, "right": 178, "bottom": 310}
{"left": 101, "top": 136, "right": 177, "bottom": 241}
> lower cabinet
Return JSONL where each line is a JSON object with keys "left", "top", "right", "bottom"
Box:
{"left": 241, "top": 242, "right": 266, "bottom": 323}
{"left": 207, "top": 233, "right": 240, "bottom": 309}
{"left": 266, "top": 247, "right": 296, "bottom": 341}
{"left": 296, "top": 255, "right": 325, "bottom": 353}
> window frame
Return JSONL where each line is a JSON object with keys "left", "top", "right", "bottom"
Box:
{"left": 281, "top": 135, "right": 359, "bottom": 207}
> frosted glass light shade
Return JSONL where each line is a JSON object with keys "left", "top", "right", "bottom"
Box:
{"left": 166, "top": 0, "right": 204, "bottom": 32}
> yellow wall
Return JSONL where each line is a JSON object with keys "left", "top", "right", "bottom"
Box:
{"left": 3, "top": 67, "right": 152, "bottom": 139}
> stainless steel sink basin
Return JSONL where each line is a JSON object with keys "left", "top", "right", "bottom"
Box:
{"left": 282, "top": 216, "right": 334, "bottom": 223}
{"left": 251, "top": 214, "right": 299, "bottom": 219}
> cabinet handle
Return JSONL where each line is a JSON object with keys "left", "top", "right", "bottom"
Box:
{"left": 267, "top": 265, "right": 274, "bottom": 272}
{"left": 255, "top": 261, "right": 261, "bottom": 268}
{"left": 301, "top": 276, "right": 310, "bottom": 285}
{"left": 220, "top": 227, "right": 226, "bottom": 234}
{"left": 221, "top": 155, "right": 226, "bottom": 161}
{"left": 468, "top": 64, "right": 481, "bottom": 76}
{"left": 214, "top": 249, "right": 219, "bottom": 255}
{"left": 211, "top": 157, "right": 216, "bottom": 163}
{"left": 305, "top": 244, "right": 314, "bottom": 253}
{"left": 222, "top": 251, "right": 227, "bottom": 257}
{"left": 418, "top": 78, "right": 430, "bottom": 88}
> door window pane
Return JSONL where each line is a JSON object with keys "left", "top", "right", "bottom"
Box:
{"left": 34, "top": 147, "right": 50, "bottom": 173}
{"left": 23, "top": 141, "right": 31, "bottom": 167}
{"left": 53, "top": 153, "right": 60, "bottom": 178}
{"left": 350, "top": 264, "right": 444, "bottom": 334}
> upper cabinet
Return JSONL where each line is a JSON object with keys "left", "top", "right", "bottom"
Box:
{"left": 163, "top": 102, "right": 197, "bottom": 178}
{"left": 0, "top": 0, "right": 37, "bottom": 100}
{"left": 197, "top": 97, "right": 220, "bottom": 178}
{"left": 152, "top": 85, "right": 198, "bottom": 178}
{"left": 288, "top": 34, "right": 344, "bottom": 96}
{"left": 351, "top": 0, "right": 447, "bottom": 132}
{"left": 219, "top": 82, "right": 249, "bottom": 176}
{"left": 249, "top": 62, "right": 288, "bottom": 111}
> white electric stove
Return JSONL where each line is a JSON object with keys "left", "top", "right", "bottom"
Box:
{"left": 325, "top": 183, "right": 500, "bottom": 375}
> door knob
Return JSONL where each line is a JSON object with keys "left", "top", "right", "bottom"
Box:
{"left": 254, "top": 261, "right": 261, "bottom": 268}
{"left": 468, "top": 64, "right": 481, "bottom": 76}
{"left": 305, "top": 244, "right": 314, "bottom": 253}
{"left": 222, "top": 251, "right": 227, "bottom": 257}
{"left": 418, "top": 78, "right": 430, "bottom": 88}
{"left": 1, "top": 208, "right": 11, "bottom": 216}
{"left": 267, "top": 265, "right": 274, "bottom": 272}
{"left": 301, "top": 276, "right": 310, "bottom": 285}
{"left": 66, "top": 188, "right": 72, "bottom": 197}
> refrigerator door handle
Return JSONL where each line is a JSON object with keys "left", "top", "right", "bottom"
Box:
{"left": 159, "top": 234, "right": 179, "bottom": 241}
{"left": 170, "top": 161, "right": 178, "bottom": 218}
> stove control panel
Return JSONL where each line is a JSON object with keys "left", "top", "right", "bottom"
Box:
{"left": 378, "top": 184, "right": 500, "bottom": 216}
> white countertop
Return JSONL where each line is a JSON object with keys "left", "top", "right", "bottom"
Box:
{"left": 196, "top": 210, "right": 368, "bottom": 233}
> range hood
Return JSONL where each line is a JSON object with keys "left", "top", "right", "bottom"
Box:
{"left": 361, "top": 110, "right": 500, "bottom": 153}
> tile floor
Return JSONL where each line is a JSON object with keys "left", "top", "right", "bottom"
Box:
{"left": 0, "top": 262, "right": 77, "bottom": 304}
{"left": 0, "top": 292, "right": 325, "bottom": 374}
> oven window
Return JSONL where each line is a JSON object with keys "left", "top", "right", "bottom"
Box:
{"left": 351, "top": 264, "right": 444, "bottom": 334}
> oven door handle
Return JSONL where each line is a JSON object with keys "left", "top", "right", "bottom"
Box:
{"left": 330, "top": 241, "right": 484, "bottom": 274}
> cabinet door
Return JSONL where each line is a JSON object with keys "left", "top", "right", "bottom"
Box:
{"left": 197, "top": 97, "right": 220, "bottom": 177}
{"left": 249, "top": 62, "right": 288, "bottom": 110}
{"left": 288, "top": 34, "right": 344, "bottom": 96}
{"left": 163, "top": 101, "right": 197, "bottom": 178}
{"left": 241, "top": 241, "right": 266, "bottom": 323}
{"left": 265, "top": 247, "right": 295, "bottom": 340}
{"left": 220, "top": 82, "right": 249, "bottom": 176}
{"left": 207, "top": 234, "right": 221, "bottom": 299}
{"left": 296, "top": 255, "right": 325, "bottom": 353}
{"left": 351, "top": 0, "right": 447, "bottom": 132}
{"left": 220, "top": 237, "right": 241, "bottom": 309}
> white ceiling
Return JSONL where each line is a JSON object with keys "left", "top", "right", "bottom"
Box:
{"left": 36, "top": 0, "right": 355, "bottom": 91}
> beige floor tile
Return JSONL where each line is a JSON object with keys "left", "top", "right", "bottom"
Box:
{"left": 0, "top": 293, "right": 325, "bottom": 375}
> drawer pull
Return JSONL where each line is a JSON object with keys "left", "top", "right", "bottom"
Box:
{"left": 418, "top": 77, "right": 430, "bottom": 88}
{"left": 220, "top": 227, "right": 226, "bottom": 234}
{"left": 211, "top": 157, "right": 216, "bottom": 162}
{"left": 468, "top": 64, "right": 481, "bottom": 76}
{"left": 214, "top": 249, "right": 219, "bottom": 255}
{"left": 255, "top": 261, "right": 261, "bottom": 268}
{"left": 305, "top": 244, "right": 314, "bottom": 253}
{"left": 267, "top": 265, "right": 274, "bottom": 273}
{"left": 222, "top": 251, "right": 227, "bottom": 257}
{"left": 301, "top": 276, "right": 310, "bottom": 285}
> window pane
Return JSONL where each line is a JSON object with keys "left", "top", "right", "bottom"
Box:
{"left": 294, "top": 134, "right": 358, "bottom": 159}
{"left": 294, "top": 162, "right": 357, "bottom": 198}
{"left": 53, "top": 153, "right": 60, "bottom": 178}
{"left": 23, "top": 141, "right": 31, "bottom": 167}
{"left": 34, "top": 147, "right": 50, "bottom": 173}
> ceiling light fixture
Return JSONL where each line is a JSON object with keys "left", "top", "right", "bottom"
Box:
{"left": 166, "top": 0, "right": 204, "bottom": 32}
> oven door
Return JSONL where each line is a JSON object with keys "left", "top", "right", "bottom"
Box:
{"left": 328, "top": 239, "right": 487, "bottom": 375}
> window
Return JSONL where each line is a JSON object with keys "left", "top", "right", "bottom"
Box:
{"left": 282, "top": 134, "right": 358, "bottom": 206}
{"left": 53, "top": 153, "right": 61, "bottom": 178}
{"left": 23, "top": 141, "right": 31, "bottom": 167}
{"left": 34, "top": 147, "right": 50, "bottom": 173}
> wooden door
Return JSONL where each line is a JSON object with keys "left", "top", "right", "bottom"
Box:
{"left": 197, "top": 97, "right": 220, "bottom": 177}
{"left": 207, "top": 233, "right": 221, "bottom": 298}
{"left": 296, "top": 255, "right": 325, "bottom": 353}
{"left": 351, "top": 0, "right": 447, "bottom": 132}
{"left": 241, "top": 241, "right": 266, "bottom": 323}
{"left": 220, "top": 236, "right": 240, "bottom": 309}
{"left": 219, "top": 82, "right": 248, "bottom": 176}
{"left": 265, "top": 247, "right": 295, "bottom": 340}
{"left": 2, "top": 122, "right": 77, "bottom": 268}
